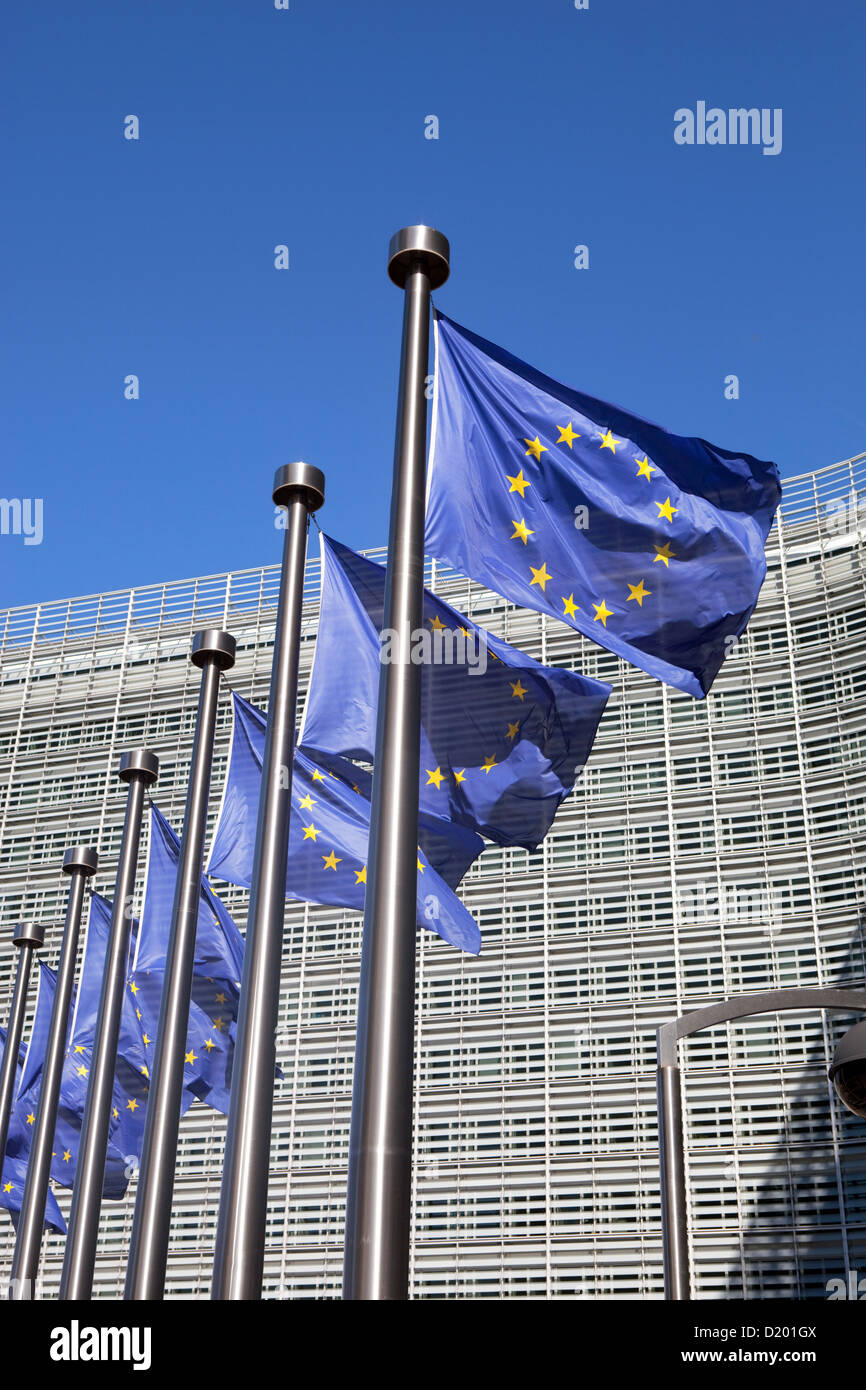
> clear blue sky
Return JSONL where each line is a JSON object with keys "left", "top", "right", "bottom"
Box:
{"left": 2, "top": 0, "right": 864, "bottom": 609}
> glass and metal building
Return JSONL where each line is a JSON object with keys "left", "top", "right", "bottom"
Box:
{"left": 0, "top": 453, "right": 864, "bottom": 1300}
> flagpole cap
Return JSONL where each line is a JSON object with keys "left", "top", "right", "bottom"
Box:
{"left": 388, "top": 226, "right": 450, "bottom": 290}
{"left": 272, "top": 462, "right": 325, "bottom": 513}
{"left": 118, "top": 749, "right": 160, "bottom": 786}
{"left": 191, "top": 629, "right": 237, "bottom": 671}
{"left": 62, "top": 845, "right": 99, "bottom": 877}
{"left": 13, "top": 922, "right": 44, "bottom": 949}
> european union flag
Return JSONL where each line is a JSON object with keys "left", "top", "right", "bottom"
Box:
{"left": 0, "top": 1015, "right": 66, "bottom": 1233}
{"left": 208, "top": 693, "right": 482, "bottom": 954}
{"left": 425, "top": 312, "right": 782, "bottom": 697}
{"left": 131, "top": 805, "right": 244, "bottom": 1113}
{"left": 301, "top": 536, "right": 611, "bottom": 850}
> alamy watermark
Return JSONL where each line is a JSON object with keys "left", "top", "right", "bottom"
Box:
{"left": 379, "top": 621, "right": 488, "bottom": 676}
{"left": 674, "top": 103, "right": 782, "bottom": 156}
{"left": 0, "top": 497, "right": 43, "bottom": 546}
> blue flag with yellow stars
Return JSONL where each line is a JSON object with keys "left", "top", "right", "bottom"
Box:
{"left": 425, "top": 311, "right": 782, "bottom": 698}
{"left": 300, "top": 535, "right": 611, "bottom": 849}
{"left": 0, "top": 1019, "right": 66, "bottom": 1234}
{"left": 131, "top": 805, "right": 244, "bottom": 1113}
{"left": 208, "top": 693, "right": 482, "bottom": 954}
{"left": 7, "top": 895, "right": 149, "bottom": 1200}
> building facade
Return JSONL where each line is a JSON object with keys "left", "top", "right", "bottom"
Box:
{"left": 0, "top": 453, "right": 864, "bottom": 1299}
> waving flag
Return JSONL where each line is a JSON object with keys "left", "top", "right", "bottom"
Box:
{"left": 425, "top": 311, "right": 781, "bottom": 697}
{"left": 301, "top": 535, "right": 610, "bottom": 849}
{"left": 7, "top": 897, "right": 148, "bottom": 1201}
{"left": 132, "top": 805, "right": 245, "bottom": 1113}
{"left": 0, "top": 1019, "right": 66, "bottom": 1234}
{"left": 209, "top": 693, "right": 482, "bottom": 954}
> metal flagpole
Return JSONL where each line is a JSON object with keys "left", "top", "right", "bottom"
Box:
{"left": 58, "top": 749, "right": 158, "bottom": 1301}
{"left": 342, "top": 225, "right": 450, "bottom": 1301}
{"left": 10, "top": 847, "right": 98, "bottom": 1298}
{"left": 124, "top": 629, "right": 236, "bottom": 1300}
{"left": 0, "top": 923, "right": 45, "bottom": 1181}
{"left": 211, "top": 462, "right": 324, "bottom": 1301}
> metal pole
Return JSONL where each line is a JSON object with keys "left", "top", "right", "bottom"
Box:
{"left": 342, "top": 226, "right": 450, "bottom": 1301}
{"left": 58, "top": 749, "right": 158, "bottom": 1301}
{"left": 211, "top": 463, "right": 324, "bottom": 1301}
{"left": 657, "top": 1061, "right": 690, "bottom": 1300}
{"left": 10, "top": 848, "right": 97, "bottom": 1298}
{"left": 124, "top": 630, "right": 235, "bottom": 1300}
{"left": 0, "top": 923, "right": 45, "bottom": 1178}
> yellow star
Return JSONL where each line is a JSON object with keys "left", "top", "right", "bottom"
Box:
{"left": 524, "top": 435, "right": 547, "bottom": 461}
{"left": 506, "top": 720, "right": 521, "bottom": 741}
{"left": 204, "top": 1037, "right": 215, "bottom": 1051}
{"left": 126, "top": 1098, "right": 139, "bottom": 1112}
{"left": 426, "top": 767, "right": 445, "bottom": 789}
{"left": 562, "top": 593, "right": 579, "bottom": 619}
{"left": 627, "top": 580, "right": 651, "bottom": 606}
{"left": 129, "top": 981, "right": 139, "bottom": 995}
{"left": 481, "top": 754, "right": 498, "bottom": 774}
{"left": 302, "top": 823, "right": 319, "bottom": 841}
{"left": 77, "top": 1066, "right": 88, "bottom": 1078}
{"left": 429, "top": 614, "right": 446, "bottom": 631}
{"left": 26, "top": 1112, "right": 35, "bottom": 1125}
{"left": 506, "top": 469, "right": 530, "bottom": 496}
{"left": 63, "top": 1149, "right": 71, "bottom": 1163}
{"left": 136, "top": 1009, "right": 142, "bottom": 1021}
{"left": 557, "top": 422, "right": 580, "bottom": 448}
{"left": 599, "top": 429, "right": 621, "bottom": 453}
{"left": 141, "top": 1066, "right": 149, "bottom": 1079}
{"left": 655, "top": 496, "right": 678, "bottom": 523}
{"left": 416, "top": 856, "right": 425, "bottom": 873}
{"left": 215, "top": 991, "right": 227, "bottom": 1004}
{"left": 213, "top": 1016, "right": 227, "bottom": 1032}
{"left": 355, "top": 865, "right": 367, "bottom": 885}
{"left": 529, "top": 563, "right": 551, "bottom": 591}
{"left": 593, "top": 600, "right": 613, "bottom": 626}
{"left": 453, "top": 769, "right": 466, "bottom": 784}
{"left": 635, "top": 455, "right": 655, "bottom": 480}
{"left": 2, "top": 1182, "right": 11, "bottom": 1194}
{"left": 73, "top": 1044, "right": 85, "bottom": 1054}
{"left": 142, "top": 1034, "right": 151, "bottom": 1046}
{"left": 311, "top": 768, "right": 326, "bottom": 783}
{"left": 185, "top": 1050, "right": 198, "bottom": 1066}
{"left": 113, "top": 1107, "right": 119, "bottom": 1120}
{"left": 654, "top": 542, "right": 675, "bottom": 567}
{"left": 510, "top": 679, "right": 528, "bottom": 701}
{"left": 298, "top": 793, "right": 316, "bottom": 811}
{"left": 510, "top": 517, "right": 535, "bottom": 545}
{"left": 322, "top": 851, "right": 341, "bottom": 871}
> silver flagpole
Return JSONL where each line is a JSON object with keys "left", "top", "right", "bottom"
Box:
{"left": 58, "top": 749, "right": 158, "bottom": 1300}
{"left": 342, "top": 226, "right": 449, "bottom": 1300}
{"left": 211, "top": 463, "right": 324, "bottom": 1300}
{"left": 10, "top": 847, "right": 97, "bottom": 1298}
{"left": 0, "top": 923, "right": 45, "bottom": 1189}
{"left": 125, "top": 630, "right": 235, "bottom": 1300}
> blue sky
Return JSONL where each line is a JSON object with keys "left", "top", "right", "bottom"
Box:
{"left": 2, "top": 0, "right": 864, "bottom": 608}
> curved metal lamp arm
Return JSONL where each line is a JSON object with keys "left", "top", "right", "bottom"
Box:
{"left": 658, "top": 987, "right": 866, "bottom": 1066}
{"left": 657, "top": 986, "right": 866, "bottom": 1301}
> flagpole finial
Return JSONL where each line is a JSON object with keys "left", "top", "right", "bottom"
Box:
{"left": 118, "top": 748, "right": 160, "bottom": 786}
{"left": 191, "top": 629, "right": 237, "bottom": 671}
{"left": 62, "top": 845, "right": 98, "bottom": 877}
{"left": 272, "top": 461, "right": 325, "bottom": 513}
{"left": 12, "top": 922, "right": 44, "bottom": 949}
{"left": 388, "top": 225, "right": 449, "bottom": 290}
